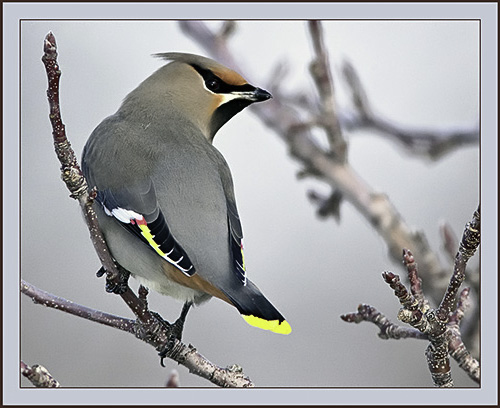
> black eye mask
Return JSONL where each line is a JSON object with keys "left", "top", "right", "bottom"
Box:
{"left": 191, "top": 64, "right": 255, "bottom": 94}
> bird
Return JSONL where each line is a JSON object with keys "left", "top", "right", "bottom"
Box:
{"left": 81, "top": 52, "right": 291, "bottom": 342}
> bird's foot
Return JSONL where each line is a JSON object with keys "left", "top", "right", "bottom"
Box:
{"left": 96, "top": 266, "right": 130, "bottom": 295}
{"left": 156, "top": 302, "right": 193, "bottom": 367}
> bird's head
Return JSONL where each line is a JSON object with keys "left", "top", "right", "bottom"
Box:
{"left": 126, "top": 52, "right": 272, "bottom": 142}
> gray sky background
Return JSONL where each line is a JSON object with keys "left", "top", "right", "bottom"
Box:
{"left": 5, "top": 2, "right": 498, "bottom": 405}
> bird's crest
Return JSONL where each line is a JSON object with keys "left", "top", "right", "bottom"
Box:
{"left": 154, "top": 52, "right": 248, "bottom": 87}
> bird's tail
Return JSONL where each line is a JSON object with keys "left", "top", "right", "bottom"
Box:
{"left": 223, "top": 280, "right": 291, "bottom": 335}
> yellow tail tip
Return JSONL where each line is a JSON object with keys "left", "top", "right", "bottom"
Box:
{"left": 242, "top": 315, "right": 292, "bottom": 335}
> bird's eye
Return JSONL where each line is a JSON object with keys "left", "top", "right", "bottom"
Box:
{"left": 206, "top": 79, "right": 220, "bottom": 92}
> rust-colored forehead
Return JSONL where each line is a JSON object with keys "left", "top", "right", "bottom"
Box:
{"left": 210, "top": 66, "right": 247, "bottom": 86}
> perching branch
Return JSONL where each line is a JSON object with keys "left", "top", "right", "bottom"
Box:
{"left": 21, "top": 278, "right": 254, "bottom": 387}
{"left": 26, "top": 31, "right": 254, "bottom": 388}
{"left": 41, "top": 32, "right": 119, "bottom": 281}
{"left": 342, "top": 207, "right": 480, "bottom": 387}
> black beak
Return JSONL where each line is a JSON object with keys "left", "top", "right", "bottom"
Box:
{"left": 252, "top": 87, "right": 272, "bottom": 102}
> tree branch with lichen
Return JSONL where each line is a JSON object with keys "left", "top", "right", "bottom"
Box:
{"left": 342, "top": 207, "right": 480, "bottom": 387}
{"left": 21, "top": 361, "right": 60, "bottom": 388}
{"left": 21, "top": 31, "right": 253, "bottom": 388}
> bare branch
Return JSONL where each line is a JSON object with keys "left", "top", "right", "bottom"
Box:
{"left": 340, "top": 291, "right": 479, "bottom": 385}
{"left": 382, "top": 270, "right": 453, "bottom": 387}
{"left": 42, "top": 32, "right": 120, "bottom": 281}
{"left": 341, "top": 304, "right": 428, "bottom": 340}
{"left": 341, "top": 60, "right": 479, "bottom": 160}
{"left": 21, "top": 280, "right": 254, "bottom": 387}
{"left": 21, "top": 361, "right": 60, "bottom": 388}
{"left": 21, "top": 279, "right": 136, "bottom": 333}
{"left": 42, "top": 31, "right": 158, "bottom": 327}
{"left": 307, "top": 20, "right": 347, "bottom": 160}
{"left": 354, "top": 207, "right": 481, "bottom": 387}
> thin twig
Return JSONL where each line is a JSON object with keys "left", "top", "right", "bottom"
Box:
{"left": 21, "top": 279, "right": 136, "bottom": 333}
{"left": 402, "top": 249, "right": 430, "bottom": 311}
{"left": 42, "top": 32, "right": 119, "bottom": 280}
{"left": 341, "top": 304, "right": 428, "bottom": 340}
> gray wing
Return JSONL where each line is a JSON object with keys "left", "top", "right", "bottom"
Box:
{"left": 82, "top": 116, "right": 195, "bottom": 276}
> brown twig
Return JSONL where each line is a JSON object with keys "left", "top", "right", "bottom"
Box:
{"left": 340, "top": 304, "right": 428, "bottom": 340}
{"left": 35, "top": 31, "right": 254, "bottom": 388}
{"left": 42, "top": 32, "right": 119, "bottom": 281}
{"left": 42, "top": 32, "right": 155, "bottom": 324}
{"left": 21, "top": 361, "right": 60, "bottom": 388}
{"left": 402, "top": 249, "right": 430, "bottom": 311}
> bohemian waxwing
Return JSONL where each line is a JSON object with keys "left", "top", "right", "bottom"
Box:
{"left": 82, "top": 52, "right": 291, "bottom": 337}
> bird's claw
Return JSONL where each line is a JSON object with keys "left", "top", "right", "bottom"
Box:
{"left": 100, "top": 266, "right": 130, "bottom": 295}
{"left": 152, "top": 310, "right": 187, "bottom": 367}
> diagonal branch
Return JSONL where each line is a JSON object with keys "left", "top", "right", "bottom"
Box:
{"left": 179, "top": 19, "right": 451, "bottom": 306}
